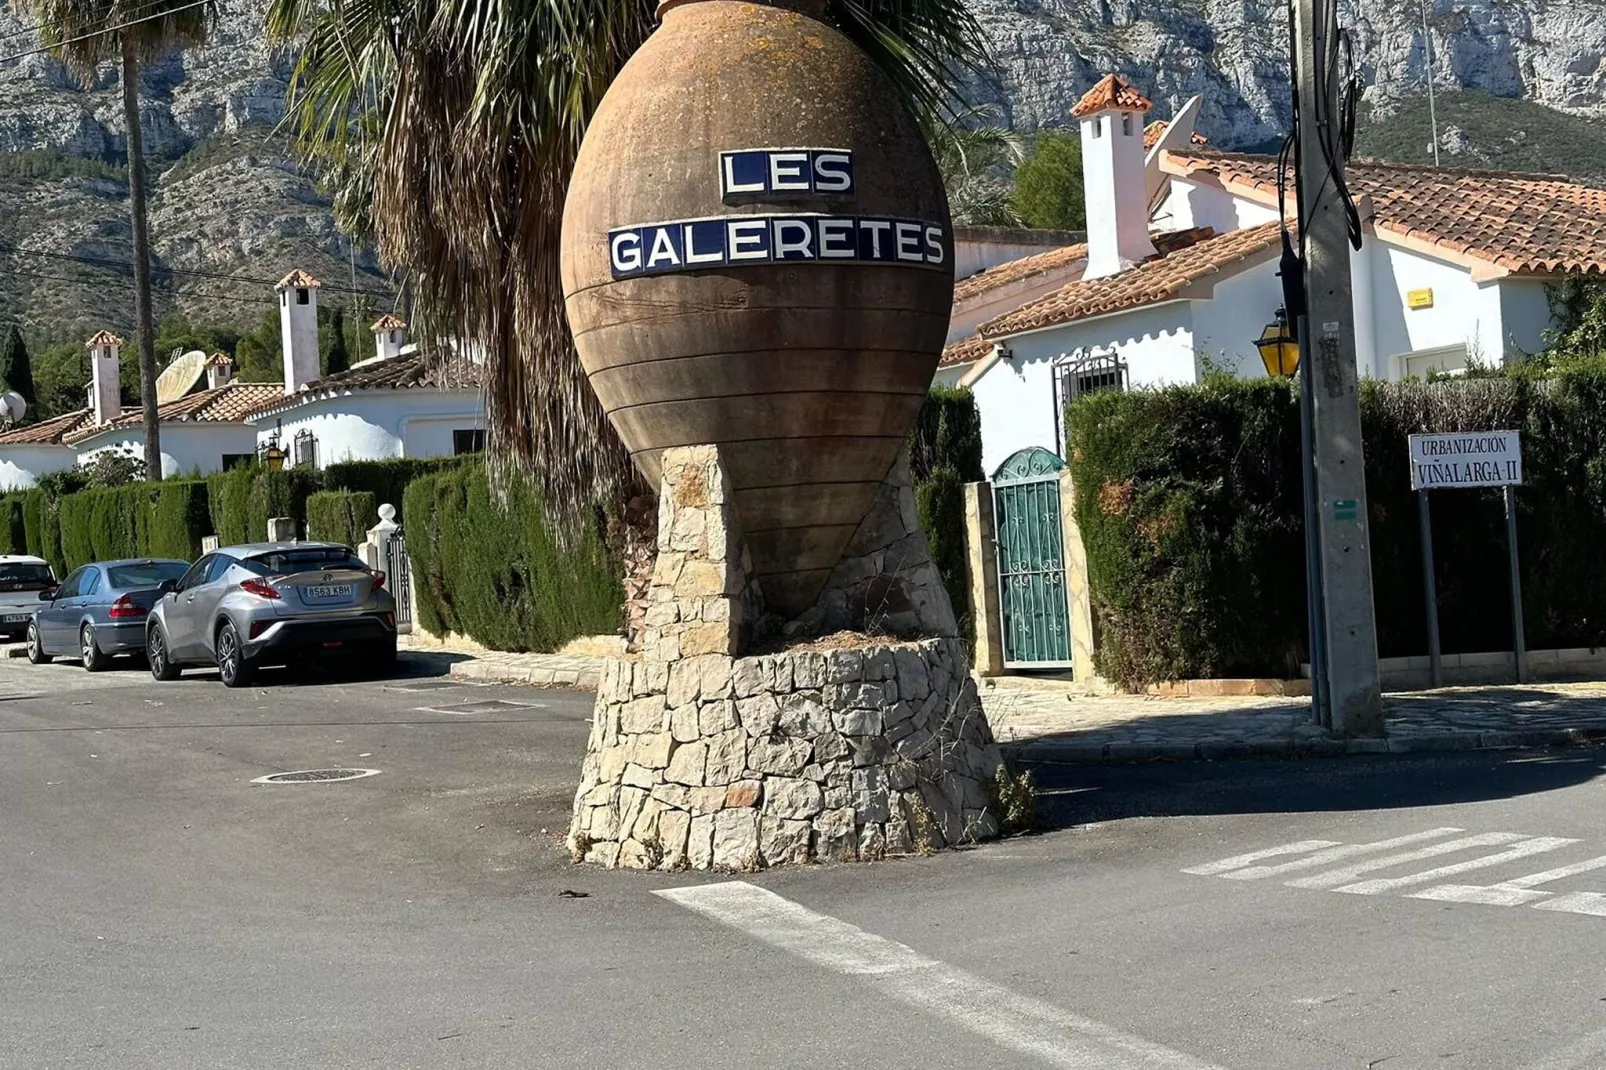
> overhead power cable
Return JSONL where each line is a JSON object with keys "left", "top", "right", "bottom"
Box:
{"left": 0, "top": 0, "right": 214, "bottom": 45}
{"left": 0, "top": 243, "right": 396, "bottom": 299}
{"left": 0, "top": 0, "right": 214, "bottom": 64}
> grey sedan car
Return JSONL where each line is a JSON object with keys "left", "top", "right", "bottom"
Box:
{"left": 145, "top": 542, "right": 398, "bottom": 687}
{"left": 27, "top": 558, "right": 190, "bottom": 670}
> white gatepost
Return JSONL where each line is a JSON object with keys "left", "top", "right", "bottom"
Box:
{"left": 363, "top": 504, "right": 412, "bottom": 634}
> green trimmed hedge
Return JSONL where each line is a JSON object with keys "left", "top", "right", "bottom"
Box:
{"left": 910, "top": 388, "right": 985, "bottom": 640}
{"left": 324, "top": 457, "right": 468, "bottom": 524}
{"left": 404, "top": 464, "right": 621, "bottom": 651}
{"left": 306, "top": 490, "right": 378, "bottom": 546}
{"left": 55, "top": 481, "right": 211, "bottom": 568}
{"left": 0, "top": 495, "right": 24, "bottom": 554}
{"left": 1067, "top": 372, "right": 1606, "bottom": 688}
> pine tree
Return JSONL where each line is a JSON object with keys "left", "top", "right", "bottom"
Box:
{"left": 0, "top": 324, "right": 37, "bottom": 411}
{"left": 325, "top": 306, "right": 351, "bottom": 375}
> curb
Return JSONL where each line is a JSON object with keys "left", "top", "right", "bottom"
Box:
{"left": 1006, "top": 725, "right": 1606, "bottom": 764}
{"left": 446, "top": 661, "right": 600, "bottom": 691}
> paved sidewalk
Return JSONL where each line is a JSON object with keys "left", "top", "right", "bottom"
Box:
{"left": 397, "top": 636, "right": 603, "bottom": 690}
{"left": 985, "top": 679, "right": 1606, "bottom": 763}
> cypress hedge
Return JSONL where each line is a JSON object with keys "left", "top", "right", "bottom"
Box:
{"left": 306, "top": 490, "right": 378, "bottom": 546}
{"left": 0, "top": 494, "right": 24, "bottom": 554}
{"left": 909, "top": 388, "right": 985, "bottom": 640}
{"left": 1067, "top": 372, "right": 1606, "bottom": 689}
{"left": 55, "top": 481, "right": 211, "bottom": 568}
{"left": 324, "top": 457, "right": 468, "bottom": 524}
{"left": 403, "top": 464, "right": 621, "bottom": 651}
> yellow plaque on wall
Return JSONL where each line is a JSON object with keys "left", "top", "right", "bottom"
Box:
{"left": 1407, "top": 287, "right": 1434, "bottom": 310}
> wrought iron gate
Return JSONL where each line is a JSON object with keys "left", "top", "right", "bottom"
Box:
{"left": 993, "top": 447, "right": 1072, "bottom": 668}
{"left": 384, "top": 527, "right": 413, "bottom": 634}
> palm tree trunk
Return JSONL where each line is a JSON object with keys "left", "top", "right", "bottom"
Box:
{"left": 120, "top": 48, "right": 162, "bottom": 477}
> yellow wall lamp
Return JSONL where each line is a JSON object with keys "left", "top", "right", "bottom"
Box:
{"left": 1255, "top": 307, "right": 1301, "bottom": 378}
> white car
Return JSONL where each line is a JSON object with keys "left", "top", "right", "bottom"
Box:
{"left": 0, "top": 555, "right": 57, "bottom": 641}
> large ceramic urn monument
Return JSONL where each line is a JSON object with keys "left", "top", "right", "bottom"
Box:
{"left": 561, "top": 0, "right": 953, "bottom": 617}
{"left": 561, "top": 0, "right": 1005, "bottom": 869}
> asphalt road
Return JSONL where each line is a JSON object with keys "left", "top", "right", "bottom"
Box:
{"left": 8, "top": 651, "right": 1606, "bottom": 1069}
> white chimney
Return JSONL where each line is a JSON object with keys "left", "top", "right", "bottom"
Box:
{"left": 1074, "top": 74, "right": 1158, "bottom": 280}
{"left": 370, "top": 313, "right": 409, "bottom": 362}
{"left": 205, "top": 351, "right": 234, "bottom": 390}
{"left": 276, "top": 268, "right": 322, "bottom": 395}
{"left": 86, "top": 330, "right": 122, "bottom": 425}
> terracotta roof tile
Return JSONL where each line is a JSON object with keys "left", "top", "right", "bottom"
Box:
{"left": 1142, "top": 120, "right": 1209, "bottom": 152}
{"left": 978, "top": 223, "right": 1281, "bottom": 336}
{"left": 244, "top": 351, "right": 485, "bottom": 419}
{"left": 64, "top": 382, "right": 286, "bottom": 444}
{"left": 1071, "top": 74, "right": 1153, "bottom": 119}
{"left": 0, "top": 408, "right": 93, "bottom": 446}
{"left": 85, "top": 330, "right": 123, "bottom": 348}
{"left": 953, "top": 241, "right": 1089, "bottom": 302}
{"left": 1163, "top": 150, "right": 1606, "bottom": 278}
{"left": 370, "top": 313, "right": 408, "bottom": 332}
{"left": 939, "top": 334, "right": 995, "bottom": 369}
{"left": 204, "top": 351, "right": 231, "bottom": 367}
{"left": 276, "top": 268, "right": 321, "bottom": 290}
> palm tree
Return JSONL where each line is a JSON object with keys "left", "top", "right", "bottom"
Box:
{"left": 17, "top": 0, "right": 214, "bottom": 475}
{"left": 926, "top": 106, "right": 1026, "bottom": 227}
{"left": 267, "top": 0, "right": 989, "bottom": 531}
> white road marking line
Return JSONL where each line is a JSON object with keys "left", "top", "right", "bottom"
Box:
{"left": 1518, "top": 1024, "right": 1606, "bottom": 1070}
{"left": 1411, "top": 854, "right": 1606, "bottom": 906}
{"left": 1219, "top": 828, "right": 1465, "bottom": 881}
{"left": 1285, "top": 832, "right": 1527, "bottom": 890}
{"left": 656, "top": 881, "right": 1227, "bottom": 1070}
{"left": 1534, "top": 891, "right": 1606, "bottom": 917}
{"left": 1181, "top": 840, "right": 1340, "bottom": 876}
{"left": 1332, "top": 837, "right": 1577, "bottom": 895}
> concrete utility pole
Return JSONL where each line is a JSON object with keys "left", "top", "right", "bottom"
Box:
{"left": 1294, "top": 0, "right": 1385, "bottom": 736}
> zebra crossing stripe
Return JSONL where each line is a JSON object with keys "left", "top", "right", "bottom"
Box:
{"left": 1215, "top": 828, "right": 1466, "bottom": 881}
{"left": 1534, "top": 891, "right": 1606, "bottom": 917}
{"left": 1411, "top": 854, "right": 1606, "bottom": 906}
{"left": 1180, "top": 840, "right": 1340, "bottom": 876}
{"left": 1285, "top": 832, "right": 1528, "bottom": 890}
{"left": 1331, "top": 837, "right": 1577, "bottom": 895}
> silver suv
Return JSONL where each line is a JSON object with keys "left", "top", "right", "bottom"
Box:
{"left": 146, "top": 543, "right": 398, "bottom": 687}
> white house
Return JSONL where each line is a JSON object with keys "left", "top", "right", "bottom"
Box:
{"left": 946, "top": 73, "right": 1589, "bottom": 476}
{"left": 0, "top": 269, "right": 488, "bottom": 488}
{"left": 245, "top": 303, "right": 486, "bottom": 468}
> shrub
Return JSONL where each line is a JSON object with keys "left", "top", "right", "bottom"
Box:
{"left": 324, "top": 457, "right": 468, "bottom": 524}
{"left": 1067, "top": 371, "right": 1606, "bottom": 688}
{"left": 909, "top": 388, "right": 985, "bottom": 643}
{"left": 306, "top": 490, "right": 378, "bottom": 546}
{"left": 55, "top": 481, "right": 211, "bottom": 568}
{"left": 22, "top": 489, "right": 62, "bottom": 574}
{"left": 246, "top": 468, "right": 319, "bottom": 542}
{"left": 404, "top": 464, "right": 621, "bottom": 651}
{"left": 206, "top": 465, "right": 256, "bottom": 546}
{"left": 0, "top": 495, "right": 25, "bottom": 554}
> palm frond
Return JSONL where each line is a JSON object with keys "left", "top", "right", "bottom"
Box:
{"left": 270, "top": 0, "right": 993, "bottom": 534}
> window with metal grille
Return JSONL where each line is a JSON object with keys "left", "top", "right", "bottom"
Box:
{"left": 453, "top": 429, "right": 486, "bottom": 455}
{"left": 293, "top": 429, "right": 319, "bottom": 469}
{"left": 1052, "top": 349, "right": 1128, "bottom": 456}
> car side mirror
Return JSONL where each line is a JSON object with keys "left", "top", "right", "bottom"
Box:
{"left": 37, "top": 588, "right": 55, "bottom": 601}
{"left": 157, "top": 579, "right": 178, "bottom": 595}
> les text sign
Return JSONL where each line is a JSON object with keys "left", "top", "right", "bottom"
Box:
{"left": 720, "top": 148, "right": 853, "bottom": 199}
{"left": 1409, "top": 430, "right": 1522, "bottom": 490}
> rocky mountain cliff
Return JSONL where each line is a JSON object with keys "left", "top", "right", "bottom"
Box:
{"left": 1, "top": 0, "right": 1605, "bottom": 339}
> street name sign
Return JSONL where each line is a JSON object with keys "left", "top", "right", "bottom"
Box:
{"left": 1408, "top": 431, "right": 1522, "bottom": 491}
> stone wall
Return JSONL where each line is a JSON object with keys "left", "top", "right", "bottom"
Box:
{"left": 569, "top": 638, "right": 1005, "bottom": 870}
{"left": 567, "top": 442, "right": 1006, "bottom": 871}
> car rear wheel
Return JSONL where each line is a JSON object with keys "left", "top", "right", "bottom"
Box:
{"left": 147, "top": 624, "right": 181, "bottom": 681}
{"left": 25, "top": 621, "right": 50, "bottom": 665}
{"left": 80, "top": 624, "right": 111, "bottom": 672}
{"left": 216, "top": 621, "right": 255, "bottom": 689}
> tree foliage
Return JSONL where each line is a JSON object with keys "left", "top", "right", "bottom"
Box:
{"left": 1010, "top": 131, "right": 1086, "bottom": 231}
{"left": 926, "top": 108, "right": 1023, "bottom": 227}
{"left": 325, "top": 306, "right": 351, "bottom": 375}
{"left": 0, "top": 325, "right": 37, "bottom": 410}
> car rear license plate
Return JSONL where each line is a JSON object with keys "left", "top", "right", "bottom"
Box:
{"left": 306, "top": 584, "right": 354, "bottom": 600}
{"left": 3, "top": 613, "right": 28, "bottom": 623}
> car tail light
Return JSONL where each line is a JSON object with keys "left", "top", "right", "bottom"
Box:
{"left": 240, "top": 579, "right": 281, "bottom": 600}
{"left": 249, "top": 620, "right": 270, "bottom": 639}
{"left": 372, "top": 571, "right": 386, "bottom": 591}
{"left": 108, "top": 595, "right": 143, "bottom": 620}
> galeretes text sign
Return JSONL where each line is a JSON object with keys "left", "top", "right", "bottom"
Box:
{"left": 1408, "top": 430, "right": 1522, "bottom": 490}
{"left": 608, "top": 148, "right": 948, "bottom": 279}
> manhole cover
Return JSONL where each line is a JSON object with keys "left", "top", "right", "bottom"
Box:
{"left": 422, "top": 700, "right": 541, "bottom": 715}
{"left": 251, "top": 768, "right": 382, "bottom": 784}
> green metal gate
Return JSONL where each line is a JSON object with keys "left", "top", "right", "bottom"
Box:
{"left": 993, "top": 447, "right": 1072, "bottom": 668}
